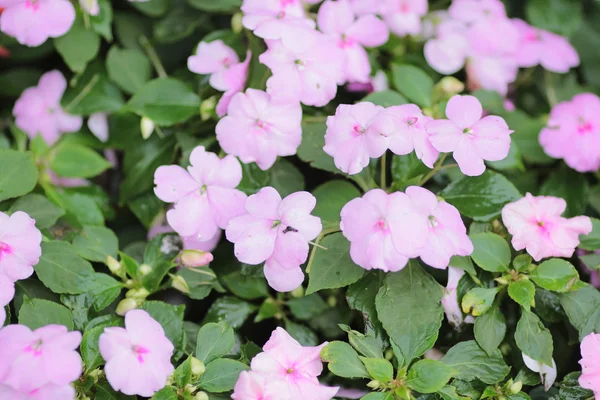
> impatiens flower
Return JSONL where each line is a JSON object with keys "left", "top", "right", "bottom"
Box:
{"left": 380, "top": 0, "right": 428, "bottom": 37}
{"left": 232, "top": 371, "right": 290, "bottom": 400}
{"left": 250, "top": 328, "right": 338, "bottom": 399}
{"left": 99, "top": 310, "right": 174, "bottom": 397}
{"left": 0, "top": 325, "right": 82, "bottom": 393}
{"left": 465, "top": 55, "right": 518, "bottom": 96}
{"left": 215, "top": 89, "right": 302, "bottom": 170}
{"left": 393, "top": 186, "right": 473, "bottom": 269}
{"left": 0, "top": 0, "right": 76, "bottom": 47}
{"left": 259, "top": 29, "right": 345, "bottom": 107}
{"left": 523, "top": 353, "right": 557, "bottom": 391}
{"left": 0, "top": 211, "right": 42, "bottom": 283}
{"left": 241, "top": 0, "right": 315, "bottom": 42}
{"left": 501, "top": 194, "right": 593, "bottom": 262}
{"left": 580, "top": 332, "right": 600, "bottom": 398}
{"left": 442, "top": 267, "right": 474, "bottom": 328}
{"left": 539, "top": 93, "right": 600, "bottom": 173}
{"left": 448, "top": 0, "right": 507, "bottom": 23}
{"left": 0, "top": 383, "right": 76, "bottom": 400}
{"left": 226, "top": 187, "right": 322, "bottom": 292}
{"left": 87, "top": 112, "right": 109, "bottom": 143}
{"left": 323, "top": 102, "right": 384, "bottom": 175}
{"left": 370, "top": 104, "right": 439, "bottom": 167}
{"left": 154, "top": 146, "right": 247, "bottom": 241}
{"left": 0, "top": 274, "right": 14, "bottom": 327}
{"left": 426, "top": 95, "right": 513, "bottom": 176}
{"left": 215, "top": 51, "right": 251, "bottom": 117}
{"left": 317, "top": 0, "right": 389, "bottom": 83}
{"left": 512, "top": 19, "right": 579, "bottom": 73}
{"left": 13, "top": 70, "right": 83, "bottom": 146}
{"left": 424, "top": 21, "right": 470, "bottom": 75}
{"left": 340, "top": 189, "right": 411, "bottom": 272}
{"left": 346, "top": 70, "right": 389, "bottom": 93}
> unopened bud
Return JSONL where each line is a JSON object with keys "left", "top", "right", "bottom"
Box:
{"left": 495, "top": 277, "right": 509, "bottom": 285}
{"left": 290, "top": 286, "right": 304, "bottom": 298}
{"left": 367, "top": 380, "right": 381, "bottom": 389}
{"left": 231, "top": 12, "right": 244, "bottom": 34}
{"left": 171, "top": 274, "right": 190, "bottom": 294}
{"left": 509, "top": 381, "right": 523, "bottom": 394}
{"left": 139, "top": 264, "right": 152, "bottom": 276}
{"left": 191, "top": 357, "right": 206, "bottom": 376}
{"left": 194, "top": 392, "right": 209, "bottom": 400}
{"left": 181, "top": 250, "right": 213, "bottom": 268}
{"left": 200, "top": 97, "right": 217, "bottom": 121}
{"left": 126, "top": 288, "right": 150, "bottom": 300}
{"left": 116, "top": 298, "right": 138, "bottom": 316}
{"left": 327, "top": 296, "right": 337, "bottom": 308}
{"left": 141, "top": 117, "right": 155, "bottom": 139}
{"left": 106, "top": 256, "right": 122, "bottom": 275}
{"left": 438, "top": 76, "right": 464, "bottom": 95}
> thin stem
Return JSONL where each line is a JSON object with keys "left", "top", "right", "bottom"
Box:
{"left": 309, "top": 241, "right": 327, "bottom": 250}
{"left": 381, "top": 151, "right": 387, "bottom": 189}
{"left": 350, "top": 174, "right": 370, "bottom": 193}
{"left": 64, "top": 75, "right": 100, "bottom": 113}
{"left": 140, "top": 35, "right": 167, "bottom": 79}
{"left": 440, "top": 163, "right": 458, "bottom": 171}
{"left": 155, "top": 126, "right": 165, "bottom": 139}
{"left": 544, "top": 70, "right": 558, "bottom": 107}
{"left": 420, "top": 153, "right": 448, "bottom": 186}
{"left": 305, "top": 227, "right": 340, "bottom": 273}
{"left": 303, "top": 116, "right": 327, "bottom": 123}
{"left": 83, "top": 12, "right": 91, "bottom": 29}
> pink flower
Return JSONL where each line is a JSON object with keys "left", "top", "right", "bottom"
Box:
{"left": 232, "top": 371, "right": 290, "bottom": 400}
{"left": 317, "top": 0, "right": 388, "bottom": 84}
{"left": 87, "top": 112, "right": 109, "bottom": 143}
{"left": 153, "top": 146, "right": 247, "bottom": 241}
{"left": 424, "top": 21, "right": 470, "bottom": 75}
{"left": 215, "top": 89, "right": 302, "bottom": 170}
{"left": 0, "top": 274, "right": 15, "bottom": 327}
{"left": 323, "top": 102, "right": 384, "bottom": 175}
{"left": 340, "top": 189, "right": 410, "bottom": 272}
{"left": 0, "top": 211, "right": 42, "bottom": 283}
{"left": 0, "top": 383, "right": 76, "bottom": 400}
{"left": 501, "top": 194, "right": 593, "bottom": 262}
{"left": 442, "top": 267, "right": 474, "bottom": 328}
{"left": 580, "top": 332, "right": 600, "bottom": 398}
{"left": 241, "top": 0, "right": 315, "bottom": 42}
{"left": 539, "top": 93, "right": 600, "bottom": 173}
{"left": 465, "top": 55, "right": 518, "bottom": 96}
{"left": 0, "top": 325, "right": 82, "bottom": 393}
{"left": 225, "top": 187, "right": 322, "bottom": 292}
{"left": 426, "top": 95, "right": 513, "bottom": 176}
{"left": 99, "top": 310, "right": 174, "bottom": 397}
{"left": 0, "top": 0, "right": 75, "bottom": 47}
{"left": 13, "top": 70, "right": 83, "bottom": 146}
{"left": 250, "top": 327, "right": 338, "bottom": 399}
{"left": 394, "top": 186, "right": 473, "bottom": 269}
{"left": 512, "top": 19, "right": 579, "bottom": 73}
{"left": 259, "top": 29, "right": 345, "bottom": 107}
{"left": 346, "top": 70, "right": 389, "bottom": 93}
{"left": 370, "top": 104, "right": 439, "bottom": 168}
{"left": 215, "top": 51, "right": 251, "bottom": 117}
{"left": 448, "top": 0, "right": 507, "bottom": 23}
{"left": 381, "top": 0, "right": 428, "bottom": 37}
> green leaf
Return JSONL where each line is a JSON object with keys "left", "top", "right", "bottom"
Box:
{"left": 54, "top": 21, "right": 101, "bottom": 73}
{"left": 127, "top": 78, "right": 201, "bottom": 126}
{"left": 18, "top": 299, "right": 74, "bottom": 331}
{"left": 269, "top": 159, "right": 305, "bottom": 197}
{"left": 346, "top": 272, "right": 385, "bottom": 333}
{"left": 128, "top": 191, "right": 163, "bottom": 229}
{"left": 140, "top": 301, "right": 186, "bottom": 359}
{"left": 552, "top": 372, "right": 594, "bottom": 400}
{"left": 306, "top": 233, "right": 365, "bottom": 294}
{"left": 450, "top": 256, "right": 477, "bottom": 275}
{"left": 237, "top": 163, "right": 270, "bottom": 195}
{"left": 362, "top": 90, "right": 408, "bottom": 107}
{"left": 89, "top": 273, "right": 123, "bottom": 311}
{"left": 391, "top": 64, "right": 433, "bottom": 107}
{"left": 50, "top": 143, "right": 111, "bottom": 178}
{"left": 174, "top": 356, "right": 193, "bottom": 388}
{"left": 202, "top": 296, "right": 257, "bottom": 329}
{"left": 440, "top": 171, "right": 522, "bottom": 221}
{"left": 90, "top": 0, "right": 113, "bottom": 41}
{"left": 95, "top": 381, "right": 135, "bottom": 400}
{"left": 150, "top": 387, "right": 178, "bottom": 400}
{"left": 297, "top": 122, "right": 339, "bottom": 174}
{"left": 461, "top": 287, "right": 499, "bottom": 317}
{"left": 0, "top": 149, "right": 38, "bottom": 202}
{"left": 321, "top": 341, "right": 370, "bottom": 379}
{"left": 441, "top": 341, "right": 510, "bottom": 384}
{"left": 35, "top": 241, "right": 97, "bottom": 294}
{"left": 438, "top": 385, "right": 471, "bottom": 400}
{"left": 361, "top": 394, "right": 394, "bottom": 400}
{"left": 508, "top": 280, "right": 536, "bottom": 309}
{"left": 195, "top": 321, "right": 235, "bottom": 364}
{"left": 407, "top": 359, "right": 455, "bottom": 394}
{"left": 469, "top": 233, "right": 511, "bottom": 272}
{"left": 474, "top": 306, "right": 506, "bottom": 357}
{"left": 130, "top": 0, "right": 169, "bottom": 17}
{"left": 391, "top": 153, "right": 430, "bottom": 189}
{"left": 285, "top": 319, "right": 319, "bottom": 346}
{"left": 0, "top": 68, "right": 43, "bottom": 97}
{"left": 288, "top": 294, "right": 328, "bottom": 321}
{"left": 177, "top": 267, "right": 218, "bottom": 300}
{"left": 312, "top": 180, "right": 360, "bottom": 230}
{"left": 360, "top": 357, "right": 394, "bottom": 382}
{"left": 580, "top": 218, "right": 600, "bottom": 251}
{"left": 526, "top": 0, "right": 582, "bottom": 37}
{"left": 154, "top": 4, "right": 207, "bottom": 43}
{"left": 186, "top": 0, "right": 241, "bottom": 12}
{"left": 8, "top": 194, "right": 64, "bottom": 229}
{"left": 513, "top": 254, "right": 534, "bottom": 272}
{"left": 81, "top": 318, "right": 122, "bottom": 370}
{"left": 375, "top": 261, "right": 443, "bottom": 365}
{"left": 142, "top": 233, "right": 180, "bottom": 292}
{"left": 199, "top": 359, "right": 249, "bottom": 393}
{"left": 106, "top": 47, "right": 151, "bottom": 95}
{"left": 514, "top": 309, "right": 554, "bottom": 366}
{"left": 487, "top": 141, "right": 525, "bottom": 172}
{"left": 503, "top": 110, "right": 553, "bottom": 165}
{"left": 340, "top": 326, "right": 384, "bottom": 358}
{"left": 530, "top": 259, "right": 580, "bottom": 292}
{"left": 560, "top": 285, "right": 600, "bottom": 340}
{"left": 72, "top": 226, "right": 119, "bottom": 262}
{"left": 540, "top": 165, "right": 588, "bottom": 217}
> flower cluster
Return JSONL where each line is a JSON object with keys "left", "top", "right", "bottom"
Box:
{"left": 424, "top": 0, "right": 579, "bottom": 95}
{"left": 340, "top": 186, "right": 473, "bottom": 272}
{"left": 539, "top": 93, "right": 600, "bottom": 173}
{"left": 232, "top": 327, "right": 338, "bottom": 400}
{"left": 0, "top": 211, "right": 42, "bottom": 327}
{"left": 324, "top": 94, "right": 512, "bottom": 176}
{"left": 0, "top": 324, "right": 82, "bottom": 399}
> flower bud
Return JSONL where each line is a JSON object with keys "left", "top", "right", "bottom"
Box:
{"left": 509, "top": 380, "right": 523, "bottom": 394}
{"left": 139, "top": 264, "right": 152, "bottom": 276}
{"left": 106, "top": 256, "right": 122, "bottom": 275}
{"left": 171, "top": 274, "right": 190, "bottom": 294}
{"left": 126, "top": 288, "right": 150, "bottom": 300}
{"left": 231, "top": 12, "right": 244, "bottom": 34}
{"left": 116, "top": 298, "right": 138, "bottom": 316}
{"left": 290, "top": 286, "right": 304, "bottom": 298}
{"left": 191, "top": 357, "right": 206, "bottom": 377}
{"left": 367, "top": 380, "right": 381, "bottom": 389}
{"left": 438, "top": 76, "right": 465, "bottom": 95}
{"left": 181, "top": 250, "right": 213, "bottom": 268}
{"left": 141, "top": 117, "right": 155, "bottom": 139}
{"left": 200, "top": 97, "right": 217, "bottom": 121}
{"left": 195, "top": 392, "right": 209, "bottom": 400}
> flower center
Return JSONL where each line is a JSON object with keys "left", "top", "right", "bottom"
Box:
{"left": 375, "top": 219, "right": 389, "bottom": 232}
{"left": 25, "top": 0, "right": 40, "bottom": 10}
{"left": 277, "top": 10, "right": 286, "bottom": 19}
{"left": 294, "top": 59, "right": 305, "bottom": 71}
{"left": 406, "top": 116, "right": 418, "bottom": 126}
{"left": 462, "top": 127, "right": 473, "bottom": 136}
{"left": 286, "top": 368, "right": 294, "bottom": 374}
{"left": 24, "top": 339, "right": 43, "bottom": 357}
{"left": 577, "top": 119, "right": 593, "bottom": 135}
{"left": 338, "top": 34, "right": 355, "bottom": 49}
{"left": 280, "top": 0, "right": 296, "bottom": 6}
{"left": 132, "top": 345, "right": 150, "bottom": 364}
{"left": 272, "top": 220, "right": 282, "bottom": 229}
{"left": 0, "top": 242, "right": 12, "bottom": 261}
{"left": 400, "top": 2, "right": 410, "bottom": 12}
{"left": 352, "top": 124, "right": 366, "bottom": 137}
{"left": 222, "top": 57, "right": 232, "bottom": 68}
{"left": 199, "top": 184, "right": 207, "bottom": 195}
{"left": 428, "top": 215, "right": 439, "bottom": 229}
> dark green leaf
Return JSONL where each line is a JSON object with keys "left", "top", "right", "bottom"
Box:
{"left": 540, "top": 166, "right": 588, "bottom": 218}
{"left": 18, "top": 298, "right": 74, "bottom": 331}
{"left": 391, "top": 153, "right": 430, "bottom": 189}
{"left": 580, "top": 218, "right": 600, "bottom": 251}
{"left": 72, "top": 226, "right": 119, "bottom": 262}
{"left": 0, "top": 68, "right": 43, "bottom": 98}
{"left": 297, "top": 122, "right": 339, "bottom": 174}
{"left": 285, "top": 319, "right": 319, "bottom": 346}
{"left": 81, "top": 318, "right": 122, "bottom": 370}
{"left": 186, "top": 0, "right": 241, "bottom": 12}
{"left": 559, "top": 285, "right": 600, "bottom": 340}
{"left": 288, "top": 294, "right": 328, "bottom": 320}
{"left": 321, "top": 341, "right": 370, "bottom": 379}
{"left": 391, "top": 64, "right": 433, "bottom": 107}
{"left": 0, "top": 149, "right": 38, "bottom": 202}
{"left": 90, "top": 0, "right": 113, "bottom": 41}
{"left": 441, "top": 341, "right": 510, "bottom": 384}
{"left": 55, "top": 21, "right": 101, "bottom": 73}
{"left": 199, "top": 359, "right": 249, "bottom": 393}
{"left": 508, "top": 280, "right": 536, "bottom": 309}
{"left": 407, "top": 359, "right": 455, "bottom": 394}
{"left": 469, "top": 233, "right": 511, "bottom": 272}
{"left": 526, "top": 0, "right": 582, "bottom": 37}
{"left": 154, "top": 4, "right": 207, "bottom": 43}
{"left": 362, "top": 90, "right": 408, "bottom": 107}
{"left": 346, "top": 272, "right": 385, "bottom": 333}
{"left": 140, "top": 301, "right": 186, "bottom": 359}
{"left": 195, "top": 321, "right": 235, "bottom": 364}
{"left": 177, "top": 267, "right": 217, "bottom": 300}
{"left": 8, "top": 194, "right": 64, "bottom": 229}
{"left": 530, "top": 259, "right": 580, "bottom": 292}
{"left": 515, "top": 309, "right": 554, "bottom": 366}
{"left": 312, "top": 180, "right": 360, "bottom": 230}
{"left": 106, "top": 47, "right": 151, "bottom": 95}
{"left": 35, "top": 241, "right": 97, "bottom": 294}
{"left": 474, "top": 306, "right": 506, "bottom": 356}
{"left": 202, "top": 296, "right": 257, "bottom": 329}
{"left": 269, "top": 159, "right": 305, "bottom": 197}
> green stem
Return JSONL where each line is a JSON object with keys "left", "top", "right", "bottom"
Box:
{"left": 381, "top": 151, "right": 387, "bottom": 189}
{"left": 303, "top": 116, "right": 327, "bottom": 123}
{"left": 544, "top": 70, "right": 558, "bottom": 107}
{"left": 350, "top": 174, "right": 370, "bottom": 193}
{"left": 305, "top": 227, "right": 340, "bottom": 274}
{"left": 64, "top": 74, "right": 100, "bottom": 113}
{"left": 140, "top": 35, "right": 168, "bottom": 79}
{"left": 420, "top": 153, "right": 448, "bottom": 186}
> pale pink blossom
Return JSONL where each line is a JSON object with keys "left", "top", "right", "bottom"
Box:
{"left": 0, "top": 383, "right": 76, "bottom": 400}
{"left": 370, "top": 104, "right": 439, "bottom": 168}
{"left": 241, "top": 0, "right": 315, "bottom": 42}
{"left": 539, "top": 93, "right": 600, "bottom": 173}
{"left": 465, "top": 55, "right": 518, "bottom": 96}
{"left": 215, "top": 51, "right": 251, "bottom": 117}
{"left": 79, "top": 0, "right": 99, "bottom": 15}
{"left": 393, "top": 186, "right": 473, "bottom": 269}
{"left": 467, "top": 18, "right": 519, "bottom": 58}
{"left": 424, "top": 20, "right": 470, "bottom": 75}
{"left": 0, "top": 274, "right": 14, "bottom": 327}
{"left": 225, "top": 188, "right": 322, "bottom": 292}
{"left": 502, "top": 194, "right": 593, "bottom": 262}
{"left": 87, "top": 112, "right": 109, "bottom": 143}
{"left": 0, "top": 325, "right": 82, "bottom": 393}
{"left": 580, "top": 332, "right": 600, "bottom": 398}
{"left": 442, "top": 267, "right": 474, "bottom": 328}
{"left": 349, "top": 0, "right": 383, "bottom": 15}
{"left": 426, "top": 95, "right": 513, "bottom": 176}
{"left": 153, "top": 146, "right": 247, "bottom": 241}
{"left": 523, "top": 353, "right": 557, "bottom": 391}
{"left": 99, "top": 310, "right": 174, "bottom": 397}
{"left": 381, "top": 0, "right": 428, "bottom": 37}
{"left": 216, "top": 89, "right": 302, "bottom": 170}
{"left": 512, "top": 19, "right": 579, "bottom": 73}
{"left": 323, "top": 102, "right": 384, "bottom": 175}
{"left": 147, "top": 211, "right": 222, "bottom": 254}
{"left": 259, "top": 29, "right": 345, "bottom": 107}
{"left": 13, "top": 70, "right": 83, "bottom": 146}
{"left": 46, "top": 169, "right": 89, "bottom": 188}
{"left": 340, "top": 189, "right": 410, "bottom": 272}
{"left": 0, "top": 211, "right": 42, "bottom": 283}
{"left": 346, "top": 70, "right": 389, "bottom": 93}
{"left": 317, "top": 0, "right": 389, "bottom": 84}
{"left": 0, "top": 0, "right": 75, "bottom": 47}
{"left": 232, "top": 371, "right": 290, "bottom": 400}
{"left": 250, "top": 328, "right": 338, "bottom": 399}
{"left": 448, "top": 0, "right": 507, "bottom": 23}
